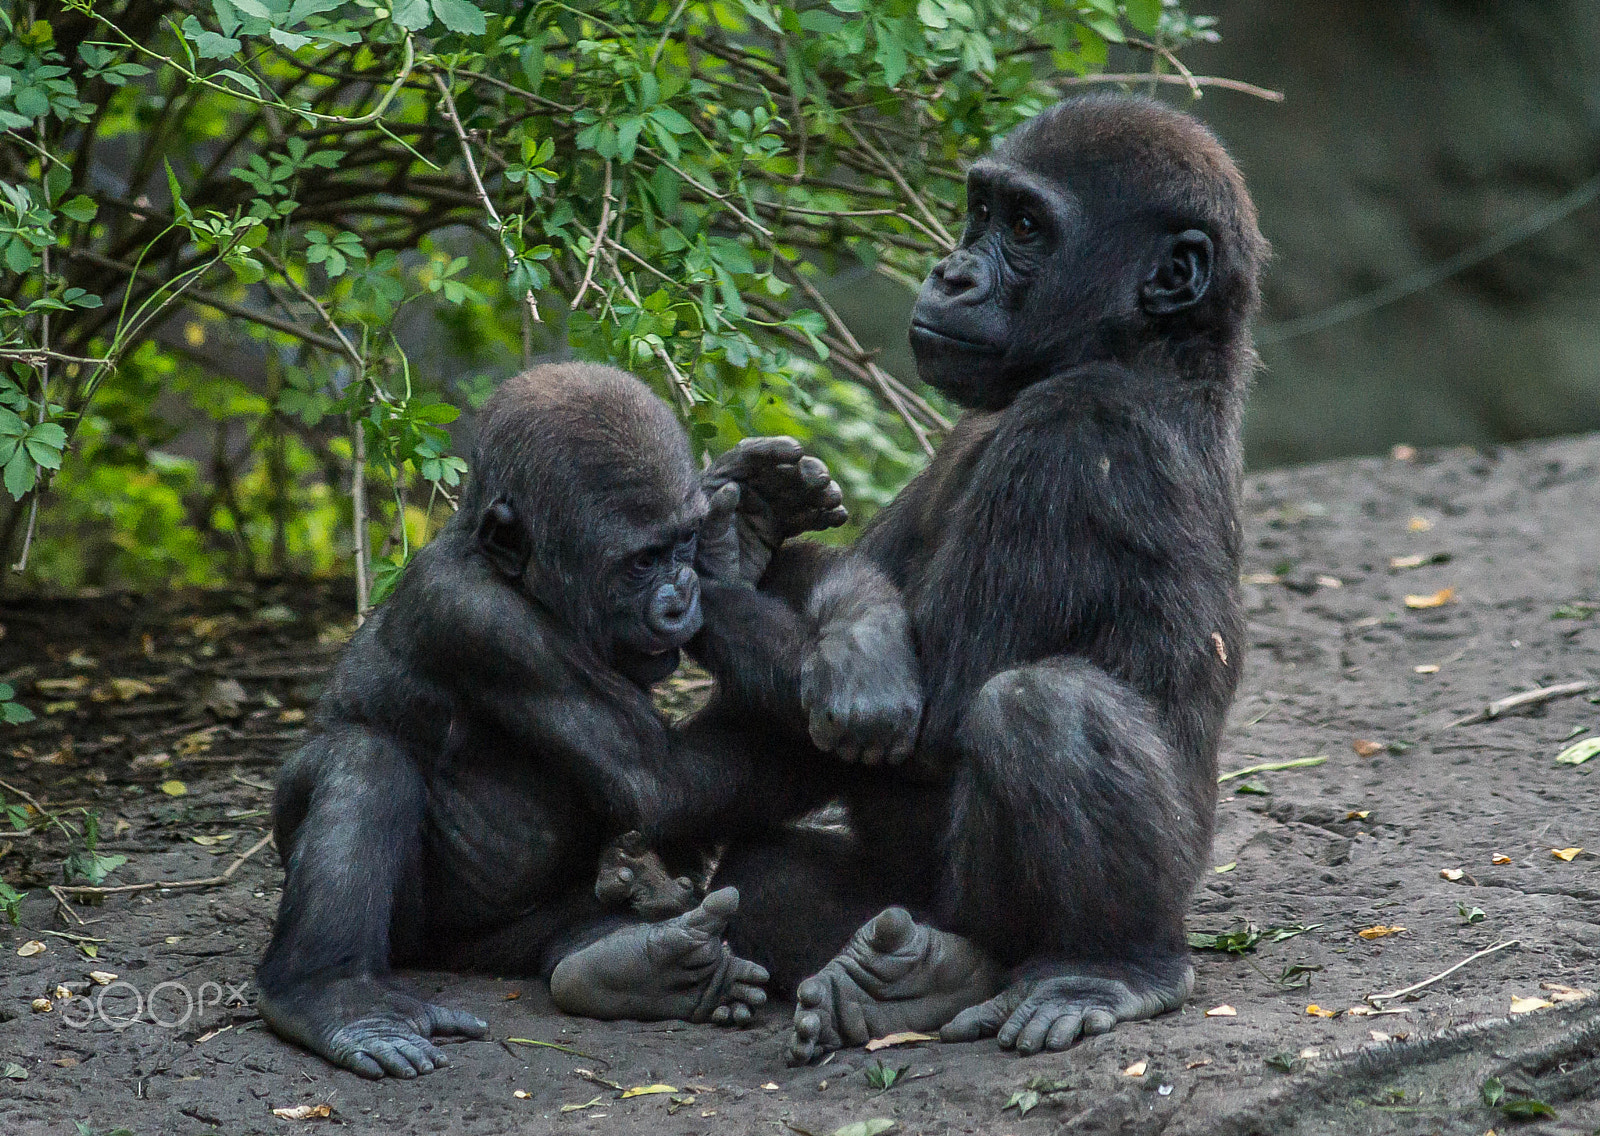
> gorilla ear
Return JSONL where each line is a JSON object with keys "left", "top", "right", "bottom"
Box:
{"left": 475, "top": 496, "right": 528, "bottom": 579}
{"left": 1141, "top": 229, "right": 1213, "bottom": 316}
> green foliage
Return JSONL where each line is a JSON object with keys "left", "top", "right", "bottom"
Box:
{"left": 62, "top": 810, "right": 128, "bottom": 885}
{"left": 863, "top": 1060, "right": 909, "bottom": 1090}
{"left": 1, "top": 0, "right": 1221, "bottom": 598}
{"left": 0, "top": 682, "right": 33, "bottom": 724}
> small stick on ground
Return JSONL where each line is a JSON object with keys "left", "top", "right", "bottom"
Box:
{"left": 52, "top": 832, "right": 274, "bottom": 899}
{"left": 1366, "top": 939, "right": 1519, "bottom": 1005}
{"left": 1217, "top": 755, "right": 1327, "bottom": 783}
{"left": 1447, "top": 680, "right": 1593, "bottom": 728}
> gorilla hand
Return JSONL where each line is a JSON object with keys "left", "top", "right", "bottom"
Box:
{"left": 801, "top": 602, "right": 922, "bottom": 764}
{"left": 256, "top": 975, "right": 487, "bottom": 1079}
{"left": 702, "top": 437, "right": 847, "bottom": 585}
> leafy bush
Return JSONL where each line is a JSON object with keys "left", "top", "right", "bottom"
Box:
{"left": 0, "top": 0, "right": 1225, "bottom": 603}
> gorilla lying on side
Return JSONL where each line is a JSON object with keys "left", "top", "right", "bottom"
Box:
{"left": 256, "top": 363, "right": 853, "bottom": 1078}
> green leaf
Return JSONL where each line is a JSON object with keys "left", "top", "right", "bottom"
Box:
{"left": 1499, "top": 1098, "right": 1556, "bottom": 1120}
{"left": 13, "top": 86, "right": 49, "bottom": 119}
{"left": 1556, "top": 737, "right": 1600, "bottom": 765}
{"left": 832, "top": 1121, "right": 896, "bottom": 1136}
{"left": 268, "top": 27, "right": 312, "bottom": 50}
{"left": 58, "top": 194, "right": 97, "bottom": 223}
{"left": 430, "top": 0, "right": 486, "bottom": 34}
{"left": 1480, "top": 1077, "right": 1504, "bottom": 1107}
{"left": 3, "top": 448, "right": 34, "bottom": 499}
{"left": 1004, "top": 1090, "right": 1040, "bottom": 1116}
{"left": 391, "top": 0, "right": 432, "bottom": 29}
{"left": 1123, "top": 0, "right": 1161, "bottom": 33}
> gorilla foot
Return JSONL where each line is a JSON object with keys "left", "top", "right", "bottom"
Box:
{"left": 257, "top": 975, "right": 488, "bottom": 1080}
{"left": 549, "top": 887, "right": 768, "bottom": 1025}
{"left": 940, "top": 965, "right": 1194, "bottom": 1055}
{"left": 787, "top": 907, "right": 999, "bottom": 1066}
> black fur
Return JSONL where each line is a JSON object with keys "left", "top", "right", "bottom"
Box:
{"left": 256, "top": 363, "right": 847, "bottom": 1077}
{"left": 704, "top": 95, "right": 1268, "bottom": 1051}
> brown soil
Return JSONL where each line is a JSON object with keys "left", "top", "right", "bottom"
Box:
{"left": 2, "top": 435, "right": 1598, "bottom": 1136}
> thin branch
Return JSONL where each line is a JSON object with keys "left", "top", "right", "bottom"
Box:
{"left": 431, "top": 71, "right": 541, "bottom": 323}
{"left": 1055, "top": 72, "right": 1285, "bottom": 102}
{"left": 1365, "top": 940, "right": 1519, "bottom": 1005}
{"left": 839, "top": 121, "right": 956, "bottom": 251}
{"left": 255, "top": 248, "right": 362, "bottom": 367}
{"left": 572, "top": 161, "right": 614, "bottom": 309}
{"left": 52, "top": 833, "right": 275, "bottom": 898}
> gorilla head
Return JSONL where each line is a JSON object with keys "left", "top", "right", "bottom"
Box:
{"left": 466, "top": 363, "right": 708, "bottom": 685}
{"left": 909, "top": 94, "right": 1269, "bottom": 410}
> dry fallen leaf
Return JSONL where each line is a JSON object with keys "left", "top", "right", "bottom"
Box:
{"left": 1391, "top": 444, "right": 1417, "bottom": 461}
{"left": 16, "top": 939, "right": 45, "bottom": 957}
{"left": 131, "top": 752, "right": 172, "bottom": 769}
{"left": 1555, "top": 737, "right": 1600, "bottom": 766}
{"left": 176, "top": 729, "right": 217, "bottom": 756}
{"left": 1491, "top": 853, "right": 1512, "bottom": 865}
{"left": 1305, "top": 1005, "right": 1336, "bottom": 1019}
{"left": 560, "top": 1096, "right": 603, "bottom": 1112}
{"left": 191, "top": 834, "right": 234, "bottom": 846}
{"left": 1185, "top": 1059, "right": 1211, "bottom": 1069}
{"left": 270, "top": 1104, "right": 332, "bottom": 1120}
{"left": 503, "top": 990, "right": 522, "bottom": 1000}
{"left": 1404, "top": 587, "right": 1455, "bottom": 609}
{"left": 1551, "top": 847, "right": 1583, "bottom": 862}
{"left": 279, "top": 708, "right": 307, "bottom": 724}
{"left": 760, "top": 1082, "right": 780, "bottom": 1091}
{"left": 1388, "top": 554, "right": 1426, "bottom": 570}
{"left": 1440, "top": 868, "right": 1464, "bottom": 881}
{"left": 619, "top": 1084, "right": 679, "bottom": 1100}
{"left": 30, "top": 998, "right": 51, "bottom": 1013}
{"left": 1509, "top": 995, "right": 1554, "bottom": 1015}
{"left": 1369, "top": 1030, "right": 1390, "bottom": 1043}
{"left": 1241, "top": 572, "right": 1281, "bottom": 586}
{"left": 1204, "top": 1004, "right": 1237, "bottom": 1017}
{"left": 1408, "top": 515, "right": 1434, "bottom": 532}
{"left": 1122, "top": 1060, "right": 1148, "bottom": 1076}
{"left": 1539, "top": 983, "right": 1594, "bottom": 1003}
{"left": 88, "top": 971, "right": 117, "bottom": 985}
{"left": 1346, "top": 810, "right": 1371, "bottom": 820}
{"left": 92, "top": 677, "right": 156, "bottom": 703}
{"left": 35, "top": 676, "right": 89, "bottom": 697}
{"left": 1357, "top": 925, "right": 1407, "bottom": 940}
{"left": 158, "top": 779, "right": 188, "bottom": 797}
{"left": 1352, "top": 739, "right": 1384, "bottom": 757}
{"left": 865, "top": 1031, "right": 937, "bottom": 1052}
{"left": 513, "top": 1090, "right": 530, "bottom": 1100}
{"left": 1414, "top": 664, "right": 1441, "bottom": 674}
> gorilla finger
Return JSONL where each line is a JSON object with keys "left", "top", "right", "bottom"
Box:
{"left": 858, "top": 741, "right": 886, "bottom": 765}
{"left": 730, "top": 957, "right": 770, "bottom": 985}
{"left": 834, "top": 739, "right": 861, "bottom": 762}
{"left": 340, "top": 1049, "right": 387, "bottom": 1079}
{"left": 363, "top": 1039, "right": 421, "bottom": 1079}
{"left": 738, "top": 435, "right": 804, "bottom": 461}
{"left": 1081, "top": 1007, "right": 1118, "bottom": 1036}
{"left": 694, "top": 886, "right": 741, "bottom": 924}
{"left": 1014, "top": 1006, "right": 1067, "bottom": 1055}
{"left": 839, "top": 995, "right": 871, "bottom": 1046}
{"left": 996, "top": 998, "right": 1044, "bottom": 1049}
{"left": 729, "top": 1002, "right": 753, "bottom": 1026}
{"left": 429, "top": 1006, "right": 489, "bottom": 1037}
{"left": 821, "top": 505, "right": 849, "bottom": 528}
{"left": 390, "top": 1037, "right": 438, "bottom": 1074}
{"left": 797, "top": 455, "right": 831, "bottom": 487}
{"left": 1045, "top": 1011, "right": 1087, "bottom": 1051}
{"left": 711, "top": 1004, "right": 731, "bottom": 1025}
{"left": 705, "top": 481, "right": 740, "bottom": 523}
{"left": 887, "top": 732, "right": 916, "bottom": 765}
{"left": 940, "top": 997, "right": 1008, "bottom": 1042}
{"left": 728, "top": 982, "right": 766, "bottom": 1006}
{"left": 808, "top": 710, "right": 845, "bottom": 751}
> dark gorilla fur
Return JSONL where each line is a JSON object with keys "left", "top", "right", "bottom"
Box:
{"left": 256, "top": 363, "right": 847, "bottom": 1078}
{"left": 694, "top": 94, "right": 1270, "bottom": 1062}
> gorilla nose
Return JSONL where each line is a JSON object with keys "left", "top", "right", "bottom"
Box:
{"left": 650, "top": 580, "right": 701, "bottom": 641}
{"left": 933, "top": 250, "right": 991, "bottom": 302}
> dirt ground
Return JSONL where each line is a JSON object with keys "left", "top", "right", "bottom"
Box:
{"left": 2, "top": 435, "right": 1598, "bottom": 1136}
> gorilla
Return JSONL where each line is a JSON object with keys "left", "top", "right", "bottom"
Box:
{"left": 256, "top": 362, "right": 852, "bottom": 1078}
{"left": 682, "top": 93, "right": 1269, "bottom": 1063}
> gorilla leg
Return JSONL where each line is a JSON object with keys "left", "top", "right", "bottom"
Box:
{"left": 258, "top": 729, "right": 487, "bottom": 1079}
{"left": 937, "top": 659, "right": 1207, "bottom": 1053}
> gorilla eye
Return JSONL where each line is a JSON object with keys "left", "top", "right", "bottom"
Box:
{"left": 632, "top": 548, "right": 661, "bottom": 574}
{"left": 1011, "top": 214, "right": 1038, "bottom": 241}
{"left": 971, "top": 201, "right": 990, "bottom": 225}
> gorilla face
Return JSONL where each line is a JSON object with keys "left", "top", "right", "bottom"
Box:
{"left": 608, "top": 517, "right": 705, "bottom": 686}
{"left": 909, "top": 147, "right": 1215, "bottom": 411}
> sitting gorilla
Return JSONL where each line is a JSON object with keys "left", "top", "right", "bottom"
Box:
{"left": 671, "top": 93, "right": 1269, "bottom": 1064}
{"left": 256, "top": 362, "right": 851, "bottom": 1078}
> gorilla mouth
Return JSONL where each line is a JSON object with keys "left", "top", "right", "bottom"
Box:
{"left": 910, "top": 321, "right": 1003, "bottom": 353}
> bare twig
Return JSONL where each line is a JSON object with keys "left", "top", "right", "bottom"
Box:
{"left": 432, "top": 71, "right": 541, "bottom": 323}
{"left": 52, "top": 832, "right": 274, "bottom": 898}
{"left": 1446, "top": 680, "right": 1594, "bottom": 728}
{"left": 839, "top": 121, "right": 956, "bottom": 251}
{"left": 1055, "top": 72, "right": 1285, "bottom": 102}
{"left": 1366, "top": 940, "right": 1519, "bottom": 1005}
{"left": 255, "top": 249, "right": 362, "bottom": 367}
{"left": 572, "top": 161, "right": 614, "bottom": 310}
{"left": 0, "top": 348, "right": 112, "bottom": 368}
{"left": 352, "top": 417, "right": 370, "bottom": 618}
{"left": 1216, "top": 755, "right": 1327, "bottom": 782}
